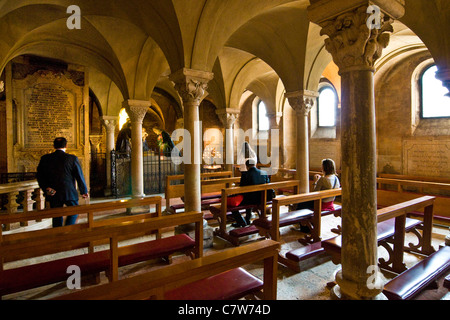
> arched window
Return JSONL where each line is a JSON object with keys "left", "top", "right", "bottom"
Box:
{"left": 318, "top": 86, "right": 338, "bottom": 127}
{"left": 421, "top": 65, "right": 450, "bottom": 118}
{"left": 258, "top": 100, "right": 269, "bottom": 131}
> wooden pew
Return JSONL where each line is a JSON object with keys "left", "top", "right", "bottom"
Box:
{"left": 377, "top": 177, "right": 450, "bottom": 225}
{"left": 54, "top": 239, "right": 280, "bottom": 300}
{"left": 253, "top": 189, "right": 342, "bottom": 271}
{"left": 0, "top": 196, "right": 163, "bottom": 240}
{"left": 322, "top": 196, "right": 436, "bottom": 274}
{"left": 383, "top": 245, "right": 450, "bottom": 300}
{"left": 210, "top": 180, "right": 300, "bottom": 246}
{"left": 164, "top": 171, "right": 239, "bottom": 214}
{"left": 0, "top": 208, "right": 203, "bottom": 299}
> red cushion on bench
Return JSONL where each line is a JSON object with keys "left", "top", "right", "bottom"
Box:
{"left": 377, "top": 218, "right": 422, "bottom": 242}
{"left": 285, "top": 242, "right": 325, "bottom": 262}
{"left": 383, "top": 246, "right": 450, "bottom": 300}
{"left": 118, "top": 234, "right": 195, "bottom": 266}
{"left": 229, "top": 225, "right": 259, "bottom": 238}
{"left": 164, "top": 267, "right": 263, "bottom": 300}
{"left": 253, "top": 209, "right": 313, "bottom": 230}
{"left": 0, "top": 251, "right": 110, "bottom": 296}
{"left": 322, "top": 218, "right": 423, "bottom": 254}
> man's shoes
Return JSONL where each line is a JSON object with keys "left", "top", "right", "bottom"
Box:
{"left": 232, "top": 222, "right": 247, "bottom": 228}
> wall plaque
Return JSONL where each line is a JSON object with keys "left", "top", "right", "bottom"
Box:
{"left": 24, "top": 83, "right": 76, "bottom": 148}
{"left": 403, "top": 138, "right": 450, "bottom": 177}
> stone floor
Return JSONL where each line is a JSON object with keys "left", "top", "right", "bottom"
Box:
{"left": 3, "top": 195, "right": 450, "bottom": 300}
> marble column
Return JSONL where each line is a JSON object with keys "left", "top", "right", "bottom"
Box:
{"left": 170, "top": 69, "right": 214, "bottom": 247}
{"left": 308, "top": 0, "right": 404, "bottom": 300}
{"left": 101, "top": 116, "right": 118, "bottom": 196}
{"left": 216, "top": 108, "right": 239, "bottom": 173}
{"left": 285, "top": 91, "right": 317, "bottom": 193}
{"left": 123, "top": 99, "right": 150, "bottom": 199}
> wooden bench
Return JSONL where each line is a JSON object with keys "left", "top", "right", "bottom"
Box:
{"left": 54, "top": 239, "right": 280, "bottom": 300}
{"left": 382, "top": 245, "right": 450, "bottom": 300}
{"left": 252, "top": 189, "right": 342, "bottom": 271}
{"left": 377, "top": 177, "right": 450, "bottom": 225}
{"left": 165, "top": 171, "right": 239, "bottom": 215}
{"left": 210, "top": 180, "right": 300, "bottom": 246}
{"left": 0, "top": 199, "right": 203, "bottom": 299}
{"left": 322, "top": 196, "right": 436, "bottom": 274}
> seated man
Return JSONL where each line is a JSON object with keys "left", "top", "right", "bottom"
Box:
{"left": 231, "top": 159, "right": 270, "bottom": 227}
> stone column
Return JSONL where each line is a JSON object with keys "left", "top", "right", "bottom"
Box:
{"left": 170, "top": 69, "right": 214, "bottom": 248}
{"left": 285, "top": 91, "right": 317, "bottom": 193}
{"left": 170, "top": 68, "right": 214, "bottom": 213}
{"left": 216, "top": 108, "right": 239, "bottom": 173}
{"left": 123, "top": 99, "right": 150, "bottom": 199}
{"left": 101, "top": 116, "right": 118, "bottom": 196}
{"left": 267, "top": 112, "right": 282, "bottom": 155}
{"left": 308, "top": 0, "right": 404, "bottom": 300}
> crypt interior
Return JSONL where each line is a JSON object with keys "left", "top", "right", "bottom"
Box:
{"left": 0, "top": 0, "right": 449, "bottom": 301}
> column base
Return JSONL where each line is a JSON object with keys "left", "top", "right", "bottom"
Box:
{"left": 332, "top": 269, "right": 387, "bottom": 300}
{"left": 331, "top": 284, "right": 387, "bottom": 300}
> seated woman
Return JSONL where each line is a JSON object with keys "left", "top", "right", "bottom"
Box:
{"left": 296, "top": 158, "right": 340, "bottom": 211}
{"left": 312, "top": 158, "right": 340, "bottom": 211}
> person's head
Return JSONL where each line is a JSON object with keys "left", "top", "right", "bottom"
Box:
{"left": 245, "top": 159, "right": 256, "bottom": 169}
{"left": 153, "top": 127, "right": 162, "bottom": 135}
{"left": 53, "top": 137, "right": 68, "bottom": 149}
{"left": 321, "top": 158, "right": 336, "bottom": 175}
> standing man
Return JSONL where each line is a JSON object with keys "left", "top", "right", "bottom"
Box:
{"left": 37, "top": 137, "right": 89, "bottom": 227}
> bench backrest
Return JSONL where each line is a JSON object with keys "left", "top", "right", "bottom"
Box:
{"left": 0, "top": 211, "right": 204, "bottom": 279}
{"left": 54, "top": 239, "right": 280, "bottom": 300}
{"left": 221, "top": 180, "right": 301, "bottom": 213}
{"left": 165, "top": 172, "right": 237, "bottom": 207}
{"left": 270, "top": 188, "right": 342, "bottom": 242}
{"left": 0, "top": 196, "right": 162, "bottom": 239}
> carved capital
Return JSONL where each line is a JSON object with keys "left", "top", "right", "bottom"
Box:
{"left": 123, "top": 100, "right": 150, "bottom": 124}
{"left": 216, "top": 108, "right": 239, "bottom": 128}
{"left": 101, "top": 116, "right": 118, "bottom": 133}
{"left": 318, "top": 5, "right": 394, "bottom": 72}
{"left": 170, "top": 68, "right": 214, "bottom": 104}
{"left": 285, "top": 91, "right": 318, "bottom": 116}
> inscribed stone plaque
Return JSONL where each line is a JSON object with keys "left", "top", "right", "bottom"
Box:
{"left": 24, "top": 83, "right": 76, "bottom": 148}
{"left": 403, "top": 139, "right": 450, "bottom": 177}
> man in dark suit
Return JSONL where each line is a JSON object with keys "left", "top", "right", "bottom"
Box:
{"left": 232, "top": 159, "right": 270, "bottom": 227}
{"left": 37, "top": 137, "right": 89, "bottom": 227}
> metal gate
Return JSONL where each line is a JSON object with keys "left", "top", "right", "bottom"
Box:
{"left": 111, "top": 148, "right": 183, "bottom": 198}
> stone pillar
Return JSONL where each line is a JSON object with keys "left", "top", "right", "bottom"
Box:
{"left": 101, "top": 116, "right": 118, "bottom": 196}
{"left": 285, "top": 91, "right": 317, "bottom": 193}
{"left": 123, "top": 99, "right": 150, "bottom": 199}
{"left": 170, "top": 68, "right": 214, "bottom": 247}
{"left": 308, "top": 0, "right": 404, "bottom": 300}
{"left": 170, "top": 68, "right": 214, "bottom": 213}
{"left": 267, "top": 112, "right": 282, "bottom": 160}
{"left": 216, "top": 108, "right": 239, "bottom": 173}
